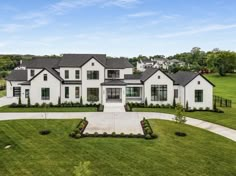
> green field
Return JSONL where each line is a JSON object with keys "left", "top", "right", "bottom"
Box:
{"left": 0, "top": 79, "right": 6, "bottom": 98}
{"left": 0, "top": 106, "right": 97, "bottom": 112}
{"left": 134, "top": 74, "right": 236, "bottom": 129}
{"left": 0, "top": 119, "right": 235, "bottom": 176}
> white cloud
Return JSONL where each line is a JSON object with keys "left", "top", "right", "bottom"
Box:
{"left": 157, "top": 24, "right": 236, "bottom": 38}
{"left": 127, "top": 11, "right": 157, "bottom": 18}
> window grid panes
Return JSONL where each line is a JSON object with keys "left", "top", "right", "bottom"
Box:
{"left": 108, "top": 70, "right": 120, "bottom": 79}
{"left": 13, "top": 87, "right": 21, "bottom": 97}
{"left": 75, "top": 87, "right": 80, "bottom": 98}
{"left": 151, "top": 85, "right": 167, "bottom": 101}
{"left": 25, "top": 89, "right": 29, "bottom": 98}
{"left": 126, "top": 87, "right": 141, "bottom": 97}
{"left": 41, "top": 88, "right": 50, "bottom": 100}
{"left": 174, "top": 89, "right": 178, "bottom": 98}
{"left": 87, "top": 71, "right": 99, "bottom": 80}
{"left": 65, "top": 87, "right": 69, "bottom": 98}
{"left": 75, "top": 70, "right": 80, "bottom": 79}
{"left": 65, "top": 70, "right": 69, "bottom": 79}
{"left": 195, "top": 90, "right": 203, "bottom": 102}
{"left": 87, "top": 88, "right": 99, "bottom": 102}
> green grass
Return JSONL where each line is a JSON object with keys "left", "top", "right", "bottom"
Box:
{"left": 0, "top": 106, "right": 97, "bottom": 112}
{"left": 0, "top": 119, "right": 235, "bottom": 176}
{"left": 134, "top": 73, "right": 236, "bottom": 129}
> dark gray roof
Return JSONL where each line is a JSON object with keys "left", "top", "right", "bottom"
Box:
{"left": 168, "top": 71, "right": 215, "bottom": 87}
{"left": 140, "top": 68, "right": 158, "bottom": 82}
{"left": 6, "top": 70, "right": 27, "bottom": 81}
{"left": 59, "top": 54, "right": 107, "bottom": 67}
{"left": 106, "top": 58, "right": 134, "bottom": 69}
{"left": 25, "top": 57, "right": 61, "bottom": 68}
{"left": 101, "top": 79, "right": 127, "bottom": 86}
{"left": 63, "top": 80, "right": 82, "bottom": 85}
{"left": 124, "top": 74, "right": 142, "bottom": 80}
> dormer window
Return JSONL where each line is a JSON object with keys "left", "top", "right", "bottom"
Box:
{"left": 43, "top": 74, "right": 47, "bottom": 81}
{"left": 31, "top": 70, "right": 35, "bottom": 77}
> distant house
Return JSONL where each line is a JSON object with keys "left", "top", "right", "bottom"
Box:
{"left": 6, "top": 54, "right": 214, "bottom": 109}
{"left": 137, "top": 58, "right": 186, "bottom": 72}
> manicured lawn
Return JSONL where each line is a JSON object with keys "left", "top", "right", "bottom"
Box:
{"left": 0, "top": 106, "right": 97, "bottom": 112}
{"left": 0, "top": 90, "right": 6, "bottom": 98}
{"left": 134, "top": 73, "right": 236, "bottom": 129}
{"left": 0, "top": 119, "right": 235, "bottom": 176}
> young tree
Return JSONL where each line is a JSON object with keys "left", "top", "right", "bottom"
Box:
{"left": 73, "top": 161, "right": 92, "bottom": 176}
{"left": 27, "top": 97, "right": 31, "bottom": 107}
{"left": 18, "top": 96, "right": 22, "bottom": 105}
{"left": 174, "top": 103, "right": 187, "bottom": 136}
{"left": 173, "top": 98, "right": 176, "bottom": 108}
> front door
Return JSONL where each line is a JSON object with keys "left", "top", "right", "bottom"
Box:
{"left": 106, "top": 88, "right": 121, "bottom": 102}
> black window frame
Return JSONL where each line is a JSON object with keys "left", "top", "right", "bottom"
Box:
{"left": 13, "top": 87, "right": 21, "bottom": 97}
{"left": 65, "top": 70, "right": 69, "bottom": 79}
{"left": 151, "top": 85, "right": 168, "bottom": 101}
{"left": 174, "top": 89, "right": 178, "bottom": 98}
{"left": 41, "top": 88, "right": 50, "bottom": 100}
{"left": 75, "top": 87, "right": 80, "bottom": 99}
{"left": 43, "top": 74, "right": 47, "bottom": 81}
{"left": 108, "top": 70, "right": 120, "bottom": 79}
{"left": 87, "top": 88, "right": 99, "bottom": 102}
{"left": 195, "top": 90, "right": 203, "bottom": 102}
{"left": 25, "top": 89, "right": 30, "bottom": 98}
{"left": 87, "top": 71, "right": 99, "bottom": 80}
{"left": 65, "top": 87, "right": 69, "bottom": 99}
{"left": 75, "top": 70, "right": 80, "bottom": 79}
{"left": 30, "top": 70, "right": 35, "bottom": 77}
{"left": 126, "top": 87, "right": 141, "bottom": 97}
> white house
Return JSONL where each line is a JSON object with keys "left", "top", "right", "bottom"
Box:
{"left": 6, "top": 54, "right": 214, "bottom": 109}
{"left": 137, "top": 58, "right": 185, "bottom": 72}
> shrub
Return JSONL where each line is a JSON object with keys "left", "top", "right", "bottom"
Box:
{"left": 156, "top": 104, "right": 160, "bottom": 108}
{"left": 49, "top": 102, "right": 53, "bottom": 107}
{"left": 103, "top": 132, "right": 108, "bottom": 137}
{"left": 120, "top": 132, "right": 125, "bottom": 137}
{"left": 151, "top": 133, "right": 158, "bottom": 139}
{"left": 39, "top": 130, "right": 51, "bottom": 135}
{"left": 97, "top": 104, "right": 104, "bottom": 112}
{"left": 27, "top": 97, "right": 31, "bottom": 107}
{"left": 10, "top": 103, "right": 17, "bottom": 108}
{"left": 35, "top": 103, "right": 40, "bottom": 107}
{"left": 70, "top": 131, "right": 76, "bottom": 137}
{"left": 161, "top": 104, "right": 165, "bottom": 108}
{"left": 111, "top": 132, "right": 116, "bottom": 136}
{"left": 94, "top": 132, "right": 99, "bottom": 137}
{"left": 75, "top": 133, "right": 82, "bottom": 139}
{"left": 205, "top": 107, "right": 210, "bottom": 111}
{"left": 145, "top": 134, "right": 152, "bottom": 139}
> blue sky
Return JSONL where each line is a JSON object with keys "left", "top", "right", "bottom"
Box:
{"left": 1, "top": 0, "right": 236, "bottom": 57}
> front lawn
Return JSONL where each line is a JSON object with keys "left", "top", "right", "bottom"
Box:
{"left": 0, "top": 106, "right": 97, "bottom": 112}
{"left": 0, "top": 119, "right": 235, "bottom": 176}
{"left": 0, "top": 90, "right": 6, "bottom": 98}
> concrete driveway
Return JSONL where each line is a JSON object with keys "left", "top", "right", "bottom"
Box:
{"left": 0, "top": 97, "right": 17, "bottom": 107}
{"left": 0, "top": 112, "right": 235, "bottom": 141}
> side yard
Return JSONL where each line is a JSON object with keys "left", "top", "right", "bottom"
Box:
{"left": 134, "top": 74, "right": 236, "bottom": 130}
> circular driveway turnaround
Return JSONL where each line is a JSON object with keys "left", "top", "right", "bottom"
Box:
{"left": 0, "top": 112, "right": 235, "bottom": 141}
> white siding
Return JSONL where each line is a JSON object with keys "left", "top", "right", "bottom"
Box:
{"left": 59, "top": 67, "right": 82, "bottom": 80}
{"left": 185, "top": 75, "right": 213, "bottom": 109}
{"left": 27, "top": 69, "right": 41, "bottom": 80}
{"left": 105, "top": 68, "right": 133, "bottom": 79}
{"left": 81, "top": 58, "right": 105, "bottom": 104}
{"left": 144, "top": 70, "right": 174, "bottom": 105}
{"left": 61, "top": 84, "right": 82, "bottom": 103}
{"left": 30, "top": 70, "right": 61, "bottom": 105}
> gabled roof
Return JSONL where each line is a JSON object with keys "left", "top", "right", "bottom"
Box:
{"left": 59, "top": 54, "right": 107, "bottom": 67}
{"left": 5, "top": 70, "right": 27, "bottom": 81}
{"left": 140, "top": 68, "right": 174, "bottom": 82}
{"left": 26, "top": 57, "right": 61, "bottom": 68}
{"left": 106, "top": 58, "right": 134, "bottom": 69}
{"left": 28, "top": 67, "right": 63, "bottom": 82}
{"left": 168, "top": 71, "right": 215, "bottom": 87}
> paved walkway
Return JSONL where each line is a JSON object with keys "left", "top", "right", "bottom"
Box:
{"left": 104, "top": 104, "right": 125, "bottom": 112}
{"left": 0, "top": 112, "right": 235, "bottom": 141}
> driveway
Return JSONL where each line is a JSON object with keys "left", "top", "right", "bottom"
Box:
{"left": 0, "top": 97, "right": 17, "bottom": 107}
{"left": 0, "top": 112, "right": 235, "bottom": 142}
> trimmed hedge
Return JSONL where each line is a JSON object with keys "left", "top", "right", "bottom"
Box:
{"left": 69, "top": 117, "right": 88, "bottom": 139}
{"left": 140, "top": 118, "right": 158, "bottom": 140}
{"left": 82, "top": 132, "right": 144, "bottom": 139}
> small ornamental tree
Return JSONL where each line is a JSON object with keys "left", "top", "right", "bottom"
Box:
{"left": 27, "top": 97, "right": 31, "bottom": 107}
{"left": 173, "top": 98, "right": 176, "bottom": 108}
{"left": 174, "top": 103, "right": 187, "bottom": 136}
{"left": 58, "top": 97, "right": 61, "bottom": 106}
{"left": 18, "top": 96, "right": 22, "bottom": 106}
{"left": 80, "top": 96, "right": 83, "bottom": 105}
{"left": 185, "top": 101, "right": 189, "bottom": 111}
{"left": 144, "top": 98, "right": 148, "bottom": 107}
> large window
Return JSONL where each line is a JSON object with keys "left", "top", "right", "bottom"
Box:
{"left": 25, "top": 89, "right": 29, "bottom": 98}
{"left": 174, "top": 89, "right": 178, "bottom": 98}
{"left": 13, "top": 87, "right": 21, "bottom": 97}
{"left": 151, "top": 85, "right": 167, "bottom": 101}
{"left": 30, "top": 70, "right": 35, "bottom": 77}
{"left": 87, "top": 71, "right": 99, "bottom": 80}
{"left": 87, "top": 88, "right": 99, "bottom": 102}
{"left": 75, "top": 70, "right": 80, "bottom": 79}
{"left": 65, "top": 87, "right": 69, "bottom": 99}
{"left": 65, "top": 70, "right": 69, "bottom": 79}
{"left": 75, "top": 87, "right": 80, "bottom": 98}
{"left": 41, "top": 88, "right": 50, "bottom": 100}
{"left": 126, "top": 87, "right": 141, "bottom": 97}
{"left": 108, "top": 70, "right": 120, "bottom": 79}
{"left": 195, "top": 90, "right": 203, "bottom": 102}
